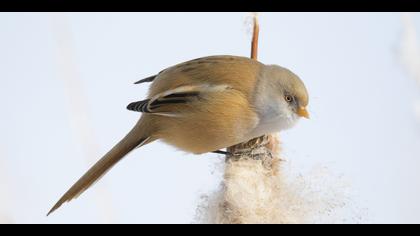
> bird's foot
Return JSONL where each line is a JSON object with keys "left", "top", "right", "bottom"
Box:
{"left": 211, "top": 150, "right": 232, "bottom": 155}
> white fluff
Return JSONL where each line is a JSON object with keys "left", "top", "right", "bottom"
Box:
{"left": 196, "top": 158, "right": 309, "bottom": 224}
{"left": 195, "top": 152, "right": 361, "bottom": 224}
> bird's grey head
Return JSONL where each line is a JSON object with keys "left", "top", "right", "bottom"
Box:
{"left": 269, "top": 65, "right": 309, "bottom": 117}
{"left": 253, "top": 64, "right": 309, "bottom": 135}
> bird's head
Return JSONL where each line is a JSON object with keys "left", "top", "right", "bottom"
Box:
{"left": 255, "top": 64, "right": 309, "bottom": 132}
{"left": 273, "top": 65, "right": 309, "bottom": 119}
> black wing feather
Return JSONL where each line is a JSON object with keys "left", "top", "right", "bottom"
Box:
{"left": 127, "top": 99, "right": 152, "bottom": 112}
{"left": 134, "top": 75, "right": 157, "bottom": 84}
{"left": 127, "top": 91, "right": 200, "bottom": 113}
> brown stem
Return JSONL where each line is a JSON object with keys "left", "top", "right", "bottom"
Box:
{"left": 251, "top": 15, "right": 259, "bottom": 60}
{"left": 227, "top": 13, "right": 279, "bottom": 162}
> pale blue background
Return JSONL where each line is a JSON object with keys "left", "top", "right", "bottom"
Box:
{"left": 0, "top": 12, "right": 419, "bottom": 223}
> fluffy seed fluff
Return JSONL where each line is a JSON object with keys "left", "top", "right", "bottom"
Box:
{"left": 195, "top": 138, "right": 363, "bottom": 224}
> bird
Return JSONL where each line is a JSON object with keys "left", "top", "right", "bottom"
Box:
{"left": 48, "top": 55, "right": 309, "bottom": 216}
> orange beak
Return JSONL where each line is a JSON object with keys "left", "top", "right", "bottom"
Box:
{"left": 297, "top": 106, "right": 310, "bottom": 119}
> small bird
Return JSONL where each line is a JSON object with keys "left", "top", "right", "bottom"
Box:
{"left": 48, "top": 55, "right": 309, "bottom": 215}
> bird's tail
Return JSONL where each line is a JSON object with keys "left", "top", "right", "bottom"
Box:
{"left": 47, "top": 118, "right": 155, "bottom": 216}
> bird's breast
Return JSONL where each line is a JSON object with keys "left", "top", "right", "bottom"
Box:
{"left": 248, "top": 103, "right": 298, "bottom": 139}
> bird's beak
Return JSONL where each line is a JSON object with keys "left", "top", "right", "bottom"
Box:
{"left": 297, "top": 106, "right": 310, "bottom": 119}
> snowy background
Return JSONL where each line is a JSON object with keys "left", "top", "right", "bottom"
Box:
{"left": 1, "top": 12, "right": 420, "bottom": 223}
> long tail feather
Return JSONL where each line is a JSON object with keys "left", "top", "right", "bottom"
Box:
{"left": 47, "top": 121, "right": 154, "bottom": 216}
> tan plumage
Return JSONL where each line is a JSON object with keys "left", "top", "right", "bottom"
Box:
{"left": 148, "top": 56, "right": 263, "bottom": 153}
{"left": 48, "top": 55, "right": 309, "bottom": 215}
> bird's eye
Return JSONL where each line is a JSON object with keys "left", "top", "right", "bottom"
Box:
{"left": 284, "top": 95, "right": 293, "bottom": 103}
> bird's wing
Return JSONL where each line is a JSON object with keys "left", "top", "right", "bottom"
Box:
{"left": 147, "top": 55, "right": 262, "bottom": 99}
{"left": 127, "top": 84, "right": 232, "bottom": 117}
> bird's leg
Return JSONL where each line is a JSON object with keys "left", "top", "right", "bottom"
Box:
{"left": 212, "top": 150, "right": 232, "bottom": 155}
